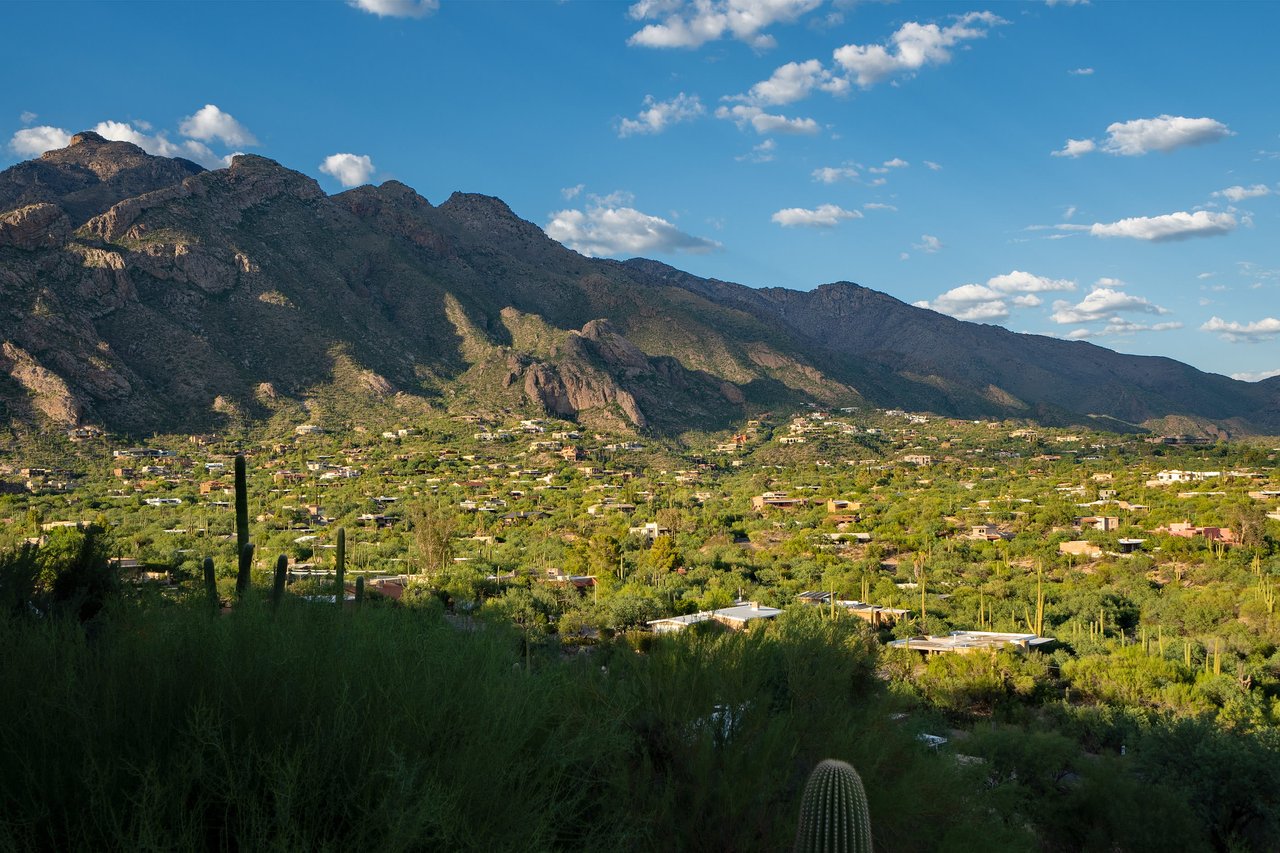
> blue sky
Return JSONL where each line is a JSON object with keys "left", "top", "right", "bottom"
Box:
{"left": 4, "top": 0, "right": 1278, "bottom": 381}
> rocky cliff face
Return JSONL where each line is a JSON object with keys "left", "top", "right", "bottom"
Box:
{"left": 0, "top": 134, "right": 1275, "bottom": 437}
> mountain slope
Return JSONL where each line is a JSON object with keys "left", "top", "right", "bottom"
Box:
{"left": 0, "top": 137, "right": 1276, "bottom": 437}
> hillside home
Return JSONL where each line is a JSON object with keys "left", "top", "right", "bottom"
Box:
{"left": 629, "top": 521, "right": 670, "bottom": 539}
{"left": 889, "top": 631, "right": 1054, "bottom": 655}
{"left": 797, "top": 592, "right": 909, "bottom": 626}
{"left": 1074, "top": 516, "right": 1120, "bottom": 532}
{"left": 1161, "top": 521, "right": 1237, "bottom": 545}
{"left": 751, "top": 493, "right": 807, "bottom": 511}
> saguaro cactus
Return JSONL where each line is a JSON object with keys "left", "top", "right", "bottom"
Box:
{"left": 234, "top": 455, "right": 251, "bottom": 597}
{"left": 203, "top": 556, "right": 218, "bottom": 611}
{"left": 271, "top": 553, "right": 287, "bottom": 608}
{"left": 238, "top": 543, "right": 255, "bottom": 596}
{"left": 334, "top": 527, "right": 346, "bottom": 606}
{"left": 794, "top": 759, "right": 873, "bottom": 853}
{"left": 355, "top": 575, "right": 365, "bottom": 606}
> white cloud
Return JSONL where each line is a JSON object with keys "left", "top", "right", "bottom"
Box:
{"left": 715, "top": 104, "right": 819, "bottom": 134}
{"left": 93, "top": 120, "right": 235, "bottom": 168}
{"left": 319, "top": 153, "right": 376, "bottom": 187}
{"left": 1101, "top": 115, "right": 1231, "bottom": 155}
{"left": 914, "top": 284, "right": 1009, "bottom": 322}
{"left": 1089, "top": 210, "right": 1236, "bottom": 242}
{"left": 915, "top": 269, "right": 1074, "bottom": 322}
{"left": 738, "top": 139, "right": 777, "bottom": 162}
{"left": 561, "top": 183, "right": 585, "bottom": 200}
{"left": 1050, "top": 287, "right": 1169, "bottom": 324}
{"left": 731, "top": 58, "right": 848, "bottom": 106}
{"left": 1213, "top": 184, "right": 1271, "bottom": 202}
{"left": 863, "top": 202, "right": 897, "bottom": 211}
{"left": 618, "top": 92, "right": 704, "bottom": 137}
{"left": 771, "top": 203, "right": 861, "bottom": 227}
{"left": 1051, "top": 138, "right": 1096, "bottom": 158}
{"left": 1068, "top": 67, "right": 1094, "bottom": 75}
{"left": 348, "top": 0, "right": 438, "bottom": 18}
{"left": 545, "top": 199, "right": 721, "bottom": 257}
{"left": 882, "top": 157, "right": 909, "bottom": 169}
{"left": 913, "top": 234, "right": 942, "bottom": 253}
{"left": 1231, "top": 368, "right": 1280, "bottom": 382}
{"left": 923, "top": 160, "right": 942, "bottom": 171}
{"left": 811, "top": 165, "right": 858, "bottom": 183}
{"left": 9, "top": 125, "right": 71, "bottom": 156}
{"left": 987, "top": 269, "right": 1076, "bottom": 293}
{"left": 1054, "top": 115, "right": 1232, "bottom": 159}
{"left": 832, "top": 11, "right": 1005, "bottom": 88}
{"left": 178, "top": 104, "right": 257, "bottom": 147}
{"left": 1201, "top": 316, "right": 1280, "bottom": 343}
{"left": 19, "top": 111, "right": 37, "bottom": 125}
{"left": 627, "top": 0, "right": 824, "bottom": 49}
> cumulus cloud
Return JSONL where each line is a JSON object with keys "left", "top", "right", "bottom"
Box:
{"left": 811, "top": 164, "right": 858, "bottom": 183}
{"left": 1231, "top": 368, "right": 1280, "bottom": 382}
{"left": 771, "top": 203, "right": 861, "bottom": 227}
{"left": 832, "top": 11, "right": 1005, "bottom": 88}
{"left": 8, "top": 107, "right": 254, "bottom": 168}
{"left": 618, "top": 92, "right": 704, "bottom": 137}
{"left": 1214, "top": 184, "right": 1271, "bottom": 202}
{"left": 1068, "top": 67, "right": 1094, "bottom": 75}
{"left": 93, "top": 120, "right": 237, "bottom": 168}
{"left": 1057, "top": 115, "right": 1232, "bottom": 159}
{"left": 348, "top": 0, "right": 438, "bottom": 18}
{"left": 730, "top": 58, "right": 848, "bottom": 106}
{"left": 19, "top": 111, "right": 37, "bottom": 125}
{"left": 987, "top": 269, "right": 1076, "bottom": 293}
{"left": 1102, "top": 115, "right": 1232, "bottom": 155}
{"left": 737, "top": 139, "right": 777, "bottom": 162}
{"left": 627, "top": 0, "right": 823, "bottom": 50}
{"left": 561, "top": 183, "right": 585, "bottom": 200}
{"left": 545, "top": 196, "right": 721, "bottom": 257}
{"left": 914, "top": 269, "right": 1075, "bottom": 322}
{"left": 319, "top": 153, "right": 376, "bottom": 187}
{"left": 1049, "top": 287, "right": 1169, "bottom": 324}
{"left": 914, "top": 284, "right": 1009, "bottom": 322}
{"left": 1201, "top": 316, "right": 1280, "bottom": 343}
{"left": 715, "top": 104, "right": 819, "bottom": 134}
{"left": 9, "top": 125, "right": 71, "bottom": 156}
{"left": 1089, "top": 211, "right": 1236, "bottom": 242}
{"left": 178, "top": 104, "right": 257, "bottom": 147}
{"left": 1051, "top": 138, "right": 1096, "bottom": 158}
{"left": 913, "top": 234, "right": 942, "bottom": 253}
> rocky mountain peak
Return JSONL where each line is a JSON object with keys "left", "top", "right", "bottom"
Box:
{"left": 66, "top": 130, "right": 109, "bottom": 147}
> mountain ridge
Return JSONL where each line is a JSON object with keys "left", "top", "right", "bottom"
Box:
{"left": 0, "top": 136, "right": 1276, "bottom": 438}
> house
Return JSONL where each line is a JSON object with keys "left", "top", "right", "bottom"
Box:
{"left": 629, "top": 521, "right": 670, "bottom": 539}
{"left": 1117, "top": 538, "right": 1145, "bottom": 554}
{"left": 902, "top": 454, "right": 933, "bottom": 466}
{"left": 1161, "top": 521, "right": 1236, "bottom": 545}
{"left": 294, "top": 425, "right": 325, "bottom": 436}
{"left": 648, "top": 602, "right": 782, "bottom": 633}
{"left": 967, "top": 523, "right": 1006, "bottom": 541}
{"left": 889, "top": 630, "right": 1054, "bottom": 655}
{"left": 1059, "top": 540, "right": 1102, "bottom": 558}
{"left": 826, "top": 498, "right": 861, "bottom": 514}
{"left": 797, "top": 592, "right": 909, "bottom": 626}
{"left": 1074, "top": 516, "right": 1119, "bottom": 532}
{"left": 751, "top": 493, "right": 807, "bottom": 511}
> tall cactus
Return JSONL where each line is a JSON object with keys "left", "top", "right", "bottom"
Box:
{"left": 355, "top": 574, "right": 365, "bottom": 606}
{"left": 334, "top": 527, "right": 346, "bottom": 606}
{"left": 234, "top": 454, "right": 251, "bottom": 597}
{"left": 271, "top": 553, "right": 287, "bottom": 609}
{"left": 794, "top": 759, "right": 873, "bottom": 853}
{"left": 238, "top": 543, "right": 255, "bottom": 597}
{"left": 203, "top": 556, "right": 218, "bottom": 612}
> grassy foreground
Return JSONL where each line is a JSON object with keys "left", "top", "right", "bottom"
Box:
{"left": 0, "top": 599, "right": 1015, "bottom": 852}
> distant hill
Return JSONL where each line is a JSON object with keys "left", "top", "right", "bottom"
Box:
{"left": 0, "top": 134, "right": 1276, "bottom": 437}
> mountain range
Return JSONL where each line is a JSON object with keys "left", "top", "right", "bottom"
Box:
{"left": 1, "top": 132, "right": 1277, "bottom": 438}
